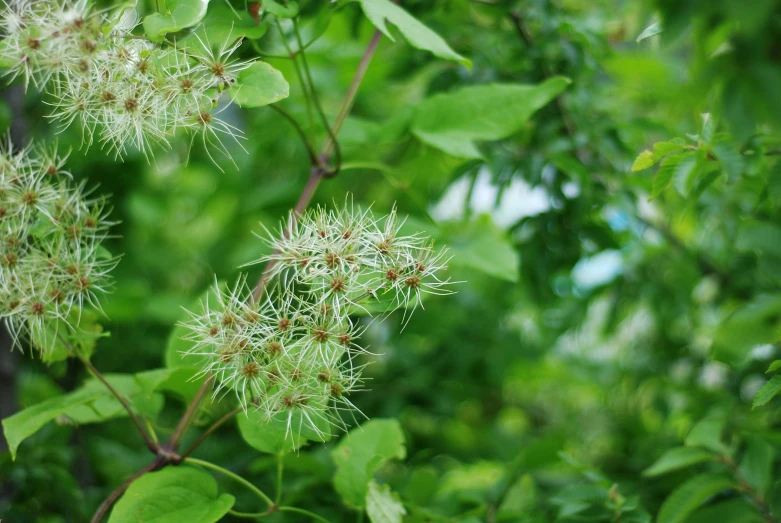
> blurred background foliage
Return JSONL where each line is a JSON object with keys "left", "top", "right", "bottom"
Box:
{"left": 3, "top": 0, "right": 781, "bottom": 521}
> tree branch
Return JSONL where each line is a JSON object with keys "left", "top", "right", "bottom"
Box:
{"left": 179, "top": 405, "right": 244, "bottom": 460}
{"left": 90, "top": 457, "right": 165, "bottom": 523}
{"left": 166, "top": 374, "right": 214, "bottom": 451}
{"left": 251, "top": 26, "right": 384, "bottom": 301}
{"left": 508, "top": 11, "right": 586, "bottom": 163}
{"left": 322, "top": 30, "right": 383, "bottom": 158}
{"left": 74, "top": 350, "right": 158, "bottom": 454}
{"left": 270, "top": 104, "right": 319, "bottom": 165}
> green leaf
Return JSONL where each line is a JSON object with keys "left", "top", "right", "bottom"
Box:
{"left": 700, "top": 113, "right": 714, "bottom": 144}
{"left": 687, "top": 499, "right": 765, "bottom": 523}
{"left": 651, "top": 153, "right": 696, "bottom": 200}
{"left": 632, "top": 141, "right": 685, "bottom": 172}
{"left": 657, "top": 474, "right": 734, "bottom": 523}
{"left": 713, "top": 296, "right": 781, "bottom": 365}
{"left": 264, "top": 0, "right": 299, "bottom": 18}
{"left": 366, "top": 481, "right": 406, "bottom": 523}
{"left": 497, "top": 474, "right": 536, "bottom": 519}
{"left": 359, "top": 0, "right": 470, "bottom": 67}
{"left": 737, "top": 220, "right": 781, "bottom": 258}
{"left": 65, "top": 374, "right": 164, "bottom": 424}
{"left": 550, "top": 484, "right": 608, "bottom": 505}
{"left": 233, "top": 61, "right": 290, "bottom": 108}
{"left": 2, "top": 388, "right": 97, "bottom": 460}
{"left": 767, "top": 360, "right": 781, "bottom": 373}
{"left": 739, "top": 436, "right": 774, "bottom": 494}
{"left": 711, "top": 139, "right": 744, "bottom": 182}
{"left": 685, "top": 414, "right": 729, "bottom": 455}
{"left": 753, "top": 375, "right": 781, "bottom": 409}
{"left": 0, "top": 39, "right": 16, "bottom": 68}
{"left": 442, "top": 215, "right": 520, "bottom": 282}
{"left": 237, "top": 407, "right": 330, "bottom": 454}
{"left": 410, "top": 77, "right": 570, "bottom": 158}
{"left": 197, "top": 4, "right": 268, "bottom": 44}
{"left": 2, "top": 371, "right": 168, "bottom": 459}
{"left": 636, "top": 22, "right": 662, "bottom": 42}
{"left": 332, "top": 419, "right": 407, "bottom": 508}
{"left": 643, "top": 447, "right": 715, "bottom": 477}
{"left": 135, "top": 367, "right": 205, "bottom": 403}
{"left": 144, "top": 0, "right": 210, "bottom": 43}
{"left": 631, "top": 149, "right": 657, "bottom": 171}
{"left": 653, "top": 139, "right": 687, "bottom": 156}
{"left": 33, "top": 309, "right": 106, "bottom": 363}
{"left": 770, "top": 480, "right": 781, "bottom": 518}
{"left": 107, "top": 466, "right": 234, "bottom": 523}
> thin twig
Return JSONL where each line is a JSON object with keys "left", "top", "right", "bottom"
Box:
{"left": 185, "top": 457, "right": 275, "bottom": 507}
{"left": 90, "top": 458, "right": 164, "bottom": 523}
{"left": 322, "top": 29, "right": 383, "bottom": 158}
{"left": 275, "top": 452, "right": 284, "bottom": 505}
{"left": 167, "top": 374, "right": 214, "bottom": 450}
{"left": 635, "top": 215, "right": 727, "bottom": 280}
{"left": 251, "top": 26, "right": 385, "bottom": 301}
{"left": 252, "top": 167, "right": 324, "bottom": 302}
{"left": 292, "top": 19, "right": 342, "bottom": 175}
{"left": 275, "top": 18, "right": 318, "bottom": 147}
{"left": 279, "top": 506, "right": 334, "bottom": 523}
{"left": 179, "top": 405, "right": 244, "bottom": 460}
{"left": 74, "top": 350, "right": 158, "bottom": 454}
{"left": 270, "top": 104, "right": 319, "bottom": 165}
{"left": 508, "top": 11, "right": 586, "bottom": 163}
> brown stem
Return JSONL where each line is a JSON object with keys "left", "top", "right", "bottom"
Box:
{"left": 508, "top": 11, "right": 586, "bottom": 164}
{"left": 252, "top": 28, "right": 384, "bottom": 301}
{"left": 90, "top": 458, "right": 164, "bottom": 523}
{"left": 252, "top": 167, "right": 325, "bottom": 302}
{"left": 76, "top": 352, "right": 158, "bottom": 454}
{"left": 179, "top": 406, "right": 243, "bottom": 460}
{"left": 635, "top": 215, "right": 727, "bottom": 281}
{"left": 167, "top": 374, "right": 214, "bottom": 450}
{"left": 270, "top": 104, "right": 319, "bottom": 165}
{"left": 720, "top": 455, "right": 777, "bottom": 522}
{"left": 322, "top": 30, "right": 383, "bottom": 158}
{"left": 91, "top": 17, "right": 387, "bottom": 523}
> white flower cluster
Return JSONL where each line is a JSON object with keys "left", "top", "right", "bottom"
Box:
{"left": 182, "top": 204, "right": 453, "bottom": 438}
{"left": 0, "top": 0, "right": 249, "bottom": 159}
{"left": 0, "top": 140, "right": 115, "bottom": 352}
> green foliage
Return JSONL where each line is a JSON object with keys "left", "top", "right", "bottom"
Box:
{"left": 442, "top": 215, "right": 520, "bottom": 282}
{"left": 143, "top": 0, "right": 210, "bottom": 42}
{"left": 359, "top": 0, "right": 470, "bottom": 67}
{"left": 233, "top": 62, "right": 290, "bottom": 108}
{"left": 643, "top": 447, "right": 715, "bottom": 477}
{"left": 366, "top": 481, "right": 406, "bottom": 523}
{"left": 237, "top": 408, "right": 330, "bottom": 454}
{"left": 331, "top": 419, "right": 406, "bottom": 508}
{"left": 2, "top": 370, "right": 180, "bottom": 460}
{"left": 5, "top": 0, "right": 781, "bottom": 521}
{"left": 196, "top": 5, "right": 269, "bottom": 43}
{"left": 107, "top": 467, "right": 235, "bottom": 523}
{"left": 411, "top": 77, "right": 570, "bottom": 158}
{"left": 753, "top": 375, "right": 781, "bottom": 409}
{"left": 264, "top": 0, "right": 299, "bottom": 19}
{"left": 656, "top": 474, "right": 735, "bottom": 523}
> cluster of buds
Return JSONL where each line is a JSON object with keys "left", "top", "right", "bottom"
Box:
{"left": 182, "top": 204, "right": 453, "bottom": 438}
{"left": 0, "top": 140, "right": 115, "bottom": 352}
{"left": 0, "top": 0, "right": 250, "bottom": 159}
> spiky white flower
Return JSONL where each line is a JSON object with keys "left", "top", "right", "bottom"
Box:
{"left": 0, "top": 0, "right": 251, "bottom": 160}
{"left": 181, "top": 202, "right": 454, "bottom": 439}
{"left": 0, "top": 138, "right": 117, "bottom": 353}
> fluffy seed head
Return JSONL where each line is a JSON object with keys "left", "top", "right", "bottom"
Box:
{"left": 0, "top": 139, "right": 117, "bottom": 354}
{"left": 180, "top": 201, "right": 456, "bottom": 441}
{"left": 0, "top": 0, "right": 251, "bottom": 161}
